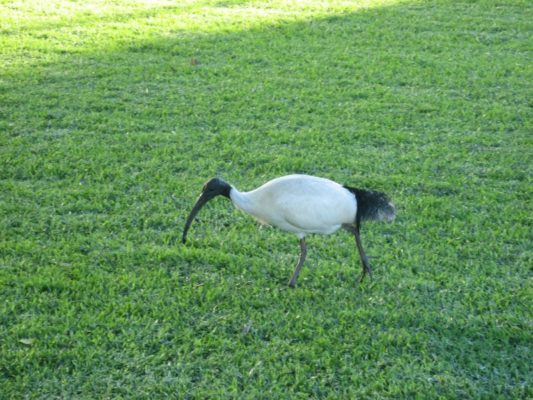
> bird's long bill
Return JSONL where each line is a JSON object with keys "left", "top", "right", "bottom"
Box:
{"left": 182, "top": 192, "right": 213, "bottom": 243}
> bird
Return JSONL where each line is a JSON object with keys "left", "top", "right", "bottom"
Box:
{"left": 182, "top": 174, "right": 395, "bottom": 287}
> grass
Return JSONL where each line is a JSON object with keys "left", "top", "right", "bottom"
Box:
{"left": 1, "top": 0, "right": 532, "bottom": 397}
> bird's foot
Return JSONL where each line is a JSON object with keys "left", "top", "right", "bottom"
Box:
{"left": 358, "top": 263, "right": 373, "bottom": 283}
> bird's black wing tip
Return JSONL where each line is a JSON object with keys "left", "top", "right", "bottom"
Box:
{"left": 344, "top": 185, "right": 395, "bottom": 222}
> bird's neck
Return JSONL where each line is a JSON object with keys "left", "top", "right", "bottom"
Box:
{"left": 229, "top": 188, "right": 256, "bottom": 215}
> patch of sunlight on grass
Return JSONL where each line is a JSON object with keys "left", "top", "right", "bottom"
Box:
{"left": 1, "top": 0, "right": 410, "bottom": 72}
{"left": 171, "top": 0, "right": 412, "bottom": 31}
{"left": 1, "top": 0, "right": 408, "bottom": 33}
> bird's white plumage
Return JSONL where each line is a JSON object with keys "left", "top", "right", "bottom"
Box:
{"left": 229, "top": 174, "right": 357, "bottom": 238}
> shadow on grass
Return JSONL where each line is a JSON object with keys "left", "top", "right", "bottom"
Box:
{"left": 5, "top": 0, "right": 529, "bottom": 180}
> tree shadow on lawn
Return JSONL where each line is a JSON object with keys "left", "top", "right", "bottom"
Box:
{"left": 6, "top": 0, "right": 529, "bottom": 187}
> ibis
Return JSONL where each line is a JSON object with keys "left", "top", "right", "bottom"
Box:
{"left": 182, "top": 174, "right": 395, "bottom": 287}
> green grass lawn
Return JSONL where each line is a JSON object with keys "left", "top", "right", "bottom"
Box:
{"left": 1, "top": 0, "right": 532, "bottom": 398}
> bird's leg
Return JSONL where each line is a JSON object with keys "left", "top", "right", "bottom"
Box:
{"left": 353, "top": 223, "right": 372, "bottom": 282}
{"left": 288, "top": 238, "right": 307, "bottom": 288}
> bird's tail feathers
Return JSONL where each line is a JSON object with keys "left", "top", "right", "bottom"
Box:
{"left": 344, "top": 186, "right": 396, "bottom": 222}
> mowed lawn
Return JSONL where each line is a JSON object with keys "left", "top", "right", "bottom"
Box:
{"left": 1, "top": 0, "right": 531, "bottom": 398}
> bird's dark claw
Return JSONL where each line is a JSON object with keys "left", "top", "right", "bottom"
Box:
{"left": 358, "top": 263, "right": 373, "bottom": 283}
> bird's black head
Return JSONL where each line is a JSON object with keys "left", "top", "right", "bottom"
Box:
{"left": 182, "top": 177, "right": 232, "bottom": 243}
{"left": 202, "top": 177, "right": 231, "bottom": 199}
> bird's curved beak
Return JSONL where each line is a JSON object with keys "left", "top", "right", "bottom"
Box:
{"left": 182, "top": 191, "right": 216, "bottom": 243}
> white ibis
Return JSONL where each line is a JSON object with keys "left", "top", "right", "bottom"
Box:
{"left": 182, "top": 174, "right": 395, "bottom": 287}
